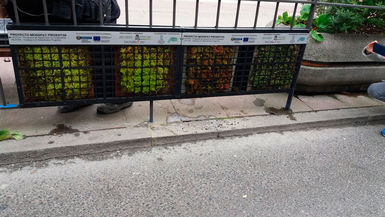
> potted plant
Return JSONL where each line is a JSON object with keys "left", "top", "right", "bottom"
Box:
{"left": 276, "top": 1, "right": 385, "bottom": 93}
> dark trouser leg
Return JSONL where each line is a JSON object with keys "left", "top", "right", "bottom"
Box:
{"left": 96, "top": 102, "right": 133, "bottom": 114}
{"left": 368, "top": 81, "right": 385, "bottom": 102}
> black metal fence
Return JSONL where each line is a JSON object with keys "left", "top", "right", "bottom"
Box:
{"left": 2, "top": 0, "right": 384, "bottom": 119}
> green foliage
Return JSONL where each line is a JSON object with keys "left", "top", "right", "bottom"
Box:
{"left": 19, "top": 46, "right": 92, "bottom": 101}
{"left": 276, "top": 1, "right": 385, "bottom": 42}
{"left": 317, "top": 0, "right": 385, "bottom": 34}
{"left": 251, "top": 45, "right": 299, "bottom": 90}
{"left": 311, "top": 30, "right": 324, "bottom": 42}
{"left": 119, "top": 46, "right": 171, "bottom": 95}
{"left": 0, "top": 130, "right": 24, "bottom": 141}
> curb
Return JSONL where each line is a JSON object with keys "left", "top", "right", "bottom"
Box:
{"left": 1, "top": 106, "right": 385, "bottom": 166}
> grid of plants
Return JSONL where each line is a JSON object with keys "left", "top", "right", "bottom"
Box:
{"left": 116, "top": 46, "right": 176, "bottom": 97}
{"left": 14, "top": 44, "right": 302, "bottom": 105}
{"left": 249, "top": 45, "right": 301, "bottom": 90}
{"left": 17, "top": 46, "right": 93, "bottom": 102}
{"left": 183, "top": 46, "right": 236, "bottom": 95}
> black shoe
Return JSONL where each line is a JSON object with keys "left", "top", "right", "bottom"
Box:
{"left": 97, "top": 102, "right": 133, "bottom": 114}
{"left": 58, "top": 104, "right": 92, "bottom": 113}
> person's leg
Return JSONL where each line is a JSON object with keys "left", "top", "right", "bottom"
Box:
{"left": 96, "top": 102, "right": 133, "bottom": 114}
{"left": 58, "top": 104, "right": 92, "bottom": 113}
{"left": 368, "top": 81, "right": 385, "bottom": 102}
{"left": 367, "top": 81, "right": 385, "bottom": 137}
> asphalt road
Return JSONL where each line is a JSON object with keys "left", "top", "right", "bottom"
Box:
{"left": 1, "top": 124, "right": 385, "bottom": 216}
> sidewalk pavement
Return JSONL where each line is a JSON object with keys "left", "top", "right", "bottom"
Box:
{"left": 1, "top": 59, "right": 385, "bottom": 165}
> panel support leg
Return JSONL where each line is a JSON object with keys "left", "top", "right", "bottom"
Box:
{"left": 0, "top": 77, "right": 18, "bottom": 109}
{"left": 149, "top": 100, "right": 154, "bottom": 123}
{"left": 285, "top": 91, "right": 294, "bottom": 111}
{"left": 0, "top": 77, "right": 6, "bottom": 106}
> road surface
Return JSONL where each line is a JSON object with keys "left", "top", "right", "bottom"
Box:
{"left": 1, "top": 124, "right": 385, "bottom": 216}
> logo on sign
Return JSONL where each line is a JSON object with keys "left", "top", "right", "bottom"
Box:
{"left": 76, "top": 36, "right": 92, "bottom": 40}
{"left": 93, "top": 36, "right": 101, "bottom": 41}
{"left": 168, "top": 37, "right": 178, "bottom": 43}
{"left": 297, "top": 37, "right": 306, "bottom": 42}
{"left": 243, "top": 38, "right": 249, "bottom": 42}
{"left": 231, "top": 37, "right": 242, "bottom": 41}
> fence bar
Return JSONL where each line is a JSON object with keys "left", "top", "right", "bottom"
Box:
{"left": 290, "top": 3, "right": 298, "bottom": 29}
{"left": 286, "top": 44, "right": 306, "bottom": 110}
{"left": 317, "top": 2, "right": 385, "bottom": 10}
{"left": 99, "top": 0, "right": 104, "bottom": 25}
{"left": 42, "top": 0, "right": 49, "bottom": 25}
{"left": 149, "top": 0, "right": 153, "bottom": 27}
{"left": 149, "top": 100, "right": 154, "bottom": 123}
{"left": 272, "top": 2, "right": 279, "bottom": 28}
{"left": 194, "top": 0, "right": 199, "bottom": 28}
{"left": 253, "top": 1, "right": 260, "bottom": 28}
{"left": 234, "top": 0, "right": 241, "bottom": 28}
{"left": 242, "top": 0, "right": 383, "bottom": 9}
{"left": 11, "top": 0, "right": 20, "bottom": 25}
{"left": 173, "top": 0, "right": 176, "bottom": 27}
{"left": 306, "top": 0, "right": 317, "bottom": 29}
{"left": 125, "top": 0, "right": 129, "bottom": 26}
{"left": 248, "top": 0, "right": 314, "bottom": 4}
{"left": 0, "top": 77, "right": 6, "bottom": 106}
{"left": 215, "top": 0, "right": 222, "bottom": 28}
{"left": 72, "top": 0, "right": 77, "bottom": 25}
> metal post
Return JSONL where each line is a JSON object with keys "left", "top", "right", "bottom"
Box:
{"left": 0, "top": 77, "right": 6, "bottom": 106}
{"left": 272, "top": 2, "right": 279, "bottom": 28}
{"left": 42, "top": 0, "right": 49, "bottom": 25}
{"left": 234, "top": 0, "right": 241, "bottom": 28}
{"left": 253, "top": 1, "right": 260, "bottom": 28}
{"left": 194, "top": 0, "right": 199, "bottom": 28}
{"left": 11, "top": 0, "right": 20, "bottom": 25}
{"left": 149, "top": 0, "right": 153, "bottom": 27}
{"left": 286, "top": 44, "right": 307, "bottom": 111}
{"left": 173, "top": 0, "right": 176, "bottom": 27}
{"left": 99, "top": 0, "right": 104, "bottom": 25}
{"left": 215, "top": 0, "right": 221, "bottom": 28}
{"left": 150, "top": 100, "right": 154, "bottom": 123}
{"left": 125, "top": 0, "right": 129, "bottom": 26}
{"left": 72, "top": 0, "right": 78, "bottom": 25}
{"left": 290, "top": 3, "right": 298, "bottom": 29}
{"left": 306, "top": 0, "right": 318, "bottom": 30}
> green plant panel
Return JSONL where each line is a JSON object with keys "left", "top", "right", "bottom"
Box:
{"left": 18, "top": 46, "right": 93, "bottom": 101}
{"left": 119, "top": 46, "right": 173, "bottom": 95}
{"left": 251, "top": 45, "right": 300, "bottom": 90}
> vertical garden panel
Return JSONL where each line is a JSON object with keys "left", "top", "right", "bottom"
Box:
{"left": 17, "top": 46, "right": 94, "bottom": 102}
{"left": 183, "top": 46, "right": 237, "bottom": 95}
{"left": 249, "top": 45, "right": 301, "bottom": 90}
{"left": 115, "top": 46, "right": 176, "bottom": 97}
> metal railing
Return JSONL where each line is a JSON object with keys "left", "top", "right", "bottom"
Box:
{"left": 1, "top": 0, "right": 384, "bottom": 122}
{"left": 8, "top": 0, "right": 385, "bottom": 28}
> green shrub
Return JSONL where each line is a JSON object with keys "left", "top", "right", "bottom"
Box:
{"left": 276, "top": 1, "right": 385, "bottom": 42}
